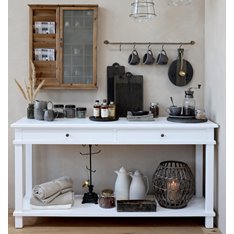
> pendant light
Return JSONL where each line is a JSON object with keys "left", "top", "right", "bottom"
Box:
{"left": 167, "top": 0, "right": 192, "bottom": 7}
{"left": 129, "top": 0, "right": 156, "bottom": 20}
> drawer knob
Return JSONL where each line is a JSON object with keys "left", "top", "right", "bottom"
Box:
{"left": 66, "top": 133, "right": 69, "bottom": 137}
{"left": 161, "top": 133, "right": 165, "bottom": 137}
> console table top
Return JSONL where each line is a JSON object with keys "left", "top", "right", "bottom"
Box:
{"left": 11, "top": 117, "right": 218, "bottom": 129}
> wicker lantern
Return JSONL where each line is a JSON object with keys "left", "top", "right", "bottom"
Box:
{"left": 152, "top": 161, "right": 195, "bottom": 209}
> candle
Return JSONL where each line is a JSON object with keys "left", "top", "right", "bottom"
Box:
{"left": 167, "top": 179, "right": 180, "bottom": 203}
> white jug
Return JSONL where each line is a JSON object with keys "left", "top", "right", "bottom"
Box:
{"left": 129, "top": 170, "right": 149, "bottom": 200}
{"left": 114, "top": 166, "right": 130, "bottom": 200}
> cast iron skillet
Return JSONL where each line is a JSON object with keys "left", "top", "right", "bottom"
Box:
{"left": 168, "top": 49, "right": 193, "bottom": 86}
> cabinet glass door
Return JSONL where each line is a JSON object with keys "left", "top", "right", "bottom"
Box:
{"left": 60, "top": 7, "right": 97, "bottom": 88}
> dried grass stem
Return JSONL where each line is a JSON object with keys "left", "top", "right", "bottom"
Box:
{"left": 14, "top": 61, "right": 45, "bottom": 104}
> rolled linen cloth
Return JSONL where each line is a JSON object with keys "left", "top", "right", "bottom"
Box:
{"left": 32, "top": 176, "right": 73, "bottom": 204}
{"left": 31, "top": 191, "right": 74, "bottom": 207}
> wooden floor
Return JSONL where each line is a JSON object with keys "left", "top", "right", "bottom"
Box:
{"left": 8, "top": 212, "right": 221, "bottom": 234}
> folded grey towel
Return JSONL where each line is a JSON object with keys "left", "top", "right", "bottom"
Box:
{"left": 30, "top": 191, "right": 74, "bottom": 207}
{"left": 32, "top": 176, "right": 73, "bottom": 204}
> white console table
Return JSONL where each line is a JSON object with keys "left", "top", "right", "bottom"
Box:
{"left": 11, "top": 117, "right": 218, "bottom": 228}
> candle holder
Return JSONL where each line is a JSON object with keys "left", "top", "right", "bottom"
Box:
{"left": 152, "top": 161, "right": 194, "bottom": 209}
{"left": 80, "top": 145, "right": 101, "bottom": 204}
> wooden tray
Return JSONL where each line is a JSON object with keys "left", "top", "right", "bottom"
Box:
{"left": 167, "top": 117, "right": 208, "bottom": 123}
{"left": 89, "top": 116, "right": 119, "bottom": 122}
{"left": 117, "top": 199, "right": 157, "bottom": 212}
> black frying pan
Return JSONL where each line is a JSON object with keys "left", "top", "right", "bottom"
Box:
{"left": 168, "top": 49, "right": 193, "bottom": 86}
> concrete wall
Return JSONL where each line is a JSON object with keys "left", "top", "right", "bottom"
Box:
{"left": 204, "top": 0, "right": 226, "bottom": 233}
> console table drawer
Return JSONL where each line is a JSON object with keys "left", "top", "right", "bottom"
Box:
{"left": 15, "top": 127, "right": 214, "bottom": 144}
{"left": 116, "top": 129, "right": 213, "bottom": 144}
{"left": 17, "top": 128, "right": 115, "bottom": 144}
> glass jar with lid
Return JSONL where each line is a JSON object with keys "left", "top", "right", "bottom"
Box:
{"left": 99, "top": 189, "right": 115, "bottom": 209}
{"left": 76, "top": 107, "right": 87, "bottom": 118}
{"left": 54, "top": 104, "right": 64, "bottom": 118}
{"left": 64, "top": 105, "right": 76, "bottom": 118}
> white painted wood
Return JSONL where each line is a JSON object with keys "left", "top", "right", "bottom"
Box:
{"left": 14, "top": 195, "right": 214, "bottom": 217}
{"left": 25, "top": 144, "right": 32, "bottom": 197}
{"left": 205, "top": 216, "right": 214, "bottom": 229}
{"left": 205, "top": 144, "right": 214, "bottom": 227}
{"left": 14, "top": 216, "right": 23, "bottom": 229}
{"left": 195, "top": 145, "right": 203, "bottom": 197}
{"left": 14, "top": 144, "right": 23, "bottom": 228}
{"left": 11, "top": 117, "right": 218, "bottom": 145}
{"left": 11, "top": 117, "right": 218, "bottom": 229}
{"left": 11, "top": 117, "right": 219, "bottom": 129}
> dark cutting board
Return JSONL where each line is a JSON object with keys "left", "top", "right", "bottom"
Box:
{"left": 114, "top": 72, "right": 143, "bottom": 117}
{"left": 107, "top": 63, "right": 125, "bottom": 103}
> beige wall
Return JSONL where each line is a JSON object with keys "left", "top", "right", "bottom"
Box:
{"left": 205, "top": 0, "right": 226, "bottom": 233}
{"left": 8, "top": 0, "right": 210, "bottom": 224}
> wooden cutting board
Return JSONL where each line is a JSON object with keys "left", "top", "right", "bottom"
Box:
{"left": 114, "top": 72, "right": 143, "bottom": 117}
{"left": 107, "top": 63, "right": 125, "bottom": 104}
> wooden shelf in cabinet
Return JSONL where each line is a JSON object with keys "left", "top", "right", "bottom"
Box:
{"left": 32, "top": 34, "right": 56, "bottom": 48}
{"left": 33, "top": 34, "right": 56, "bottom": 40}
{"left": 33, "top": 42, "right": 56, "bottom": 49}
{"left": 33, "top": 61, "right": 57, "bottom": 84}
{"left": 33, "top": 15, "right": 56, "bottom": 22}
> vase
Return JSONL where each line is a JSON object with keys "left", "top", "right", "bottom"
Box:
{"left": 27, "top": 103, "right": 34, "bottom": 119}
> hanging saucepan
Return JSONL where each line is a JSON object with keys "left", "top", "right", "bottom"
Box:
{"left": 168, "top": 48, "right": 193, "bottom": 86}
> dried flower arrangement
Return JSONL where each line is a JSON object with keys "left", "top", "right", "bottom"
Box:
{"left": 14, "top": 61, "right": 45, "bottom": 104}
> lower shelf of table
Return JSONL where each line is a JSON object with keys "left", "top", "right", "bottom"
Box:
{"left": 14, "top": 195, "right": 215, "bottom": 218}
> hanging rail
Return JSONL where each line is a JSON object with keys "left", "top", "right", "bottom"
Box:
{"left": 104, "top": 40, "right": 195, "bottom": 46}
{"left": 104, "top": 40, "right": 195, "bottom": 51}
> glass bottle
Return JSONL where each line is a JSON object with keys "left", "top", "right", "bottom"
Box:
{"left": 108, "top": 101, "right": 116, "bottom": 119}
{"left": 101, "top": 99, "right": 109, "bottom": 119}
{"left": 183, "top": 90, "right": 195, "bottom": 116}
{"left": 93, "top": 100, "right": 100, "bottom": 118}
{"left": 150, "top": 102, "right": 159, "bottom": 118}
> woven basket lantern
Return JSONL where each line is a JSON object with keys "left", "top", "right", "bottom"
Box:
{"left": 152, "top": 161, "right": 195, "bottom": 209}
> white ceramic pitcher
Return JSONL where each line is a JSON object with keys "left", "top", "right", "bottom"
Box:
{"left": 114, "top": 166, "right": 130, "bottom": 200}
{"left": 129, "top": 170, "right": 149, "bottom": 200}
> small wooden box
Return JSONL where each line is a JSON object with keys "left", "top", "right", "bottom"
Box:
{"left": 117, "top": 199, "right": 157, "bottom": 212}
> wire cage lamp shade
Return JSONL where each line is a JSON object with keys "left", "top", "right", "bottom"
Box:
{"left": 152, "top": 161, "right": 195, "bottom": 209}
{"left": 130, "top": 0, "right": 156, "bottom": 20}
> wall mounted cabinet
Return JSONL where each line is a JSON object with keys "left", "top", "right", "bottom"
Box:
{"left": 29, "top": 5, "right": 98, "bottom": 89}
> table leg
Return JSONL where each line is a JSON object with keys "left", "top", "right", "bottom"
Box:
{"left": 14, "top": 144, "right": 23, "bottom": 228}
{"left": 195, "top": 145, "right": 203, "bottom": 197}
{"left": 205, "top": 144, "right": 214, "bottom": 228}
{"left": 25, "top": 144, "right": 32, "bottom": 198}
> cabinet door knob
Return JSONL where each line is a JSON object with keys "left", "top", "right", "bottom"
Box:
{"left": 161, "top": 133, "right": 165, "bottom": 137}
{"left": 66, "top": 133, "right": 69, "bottom": 137}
